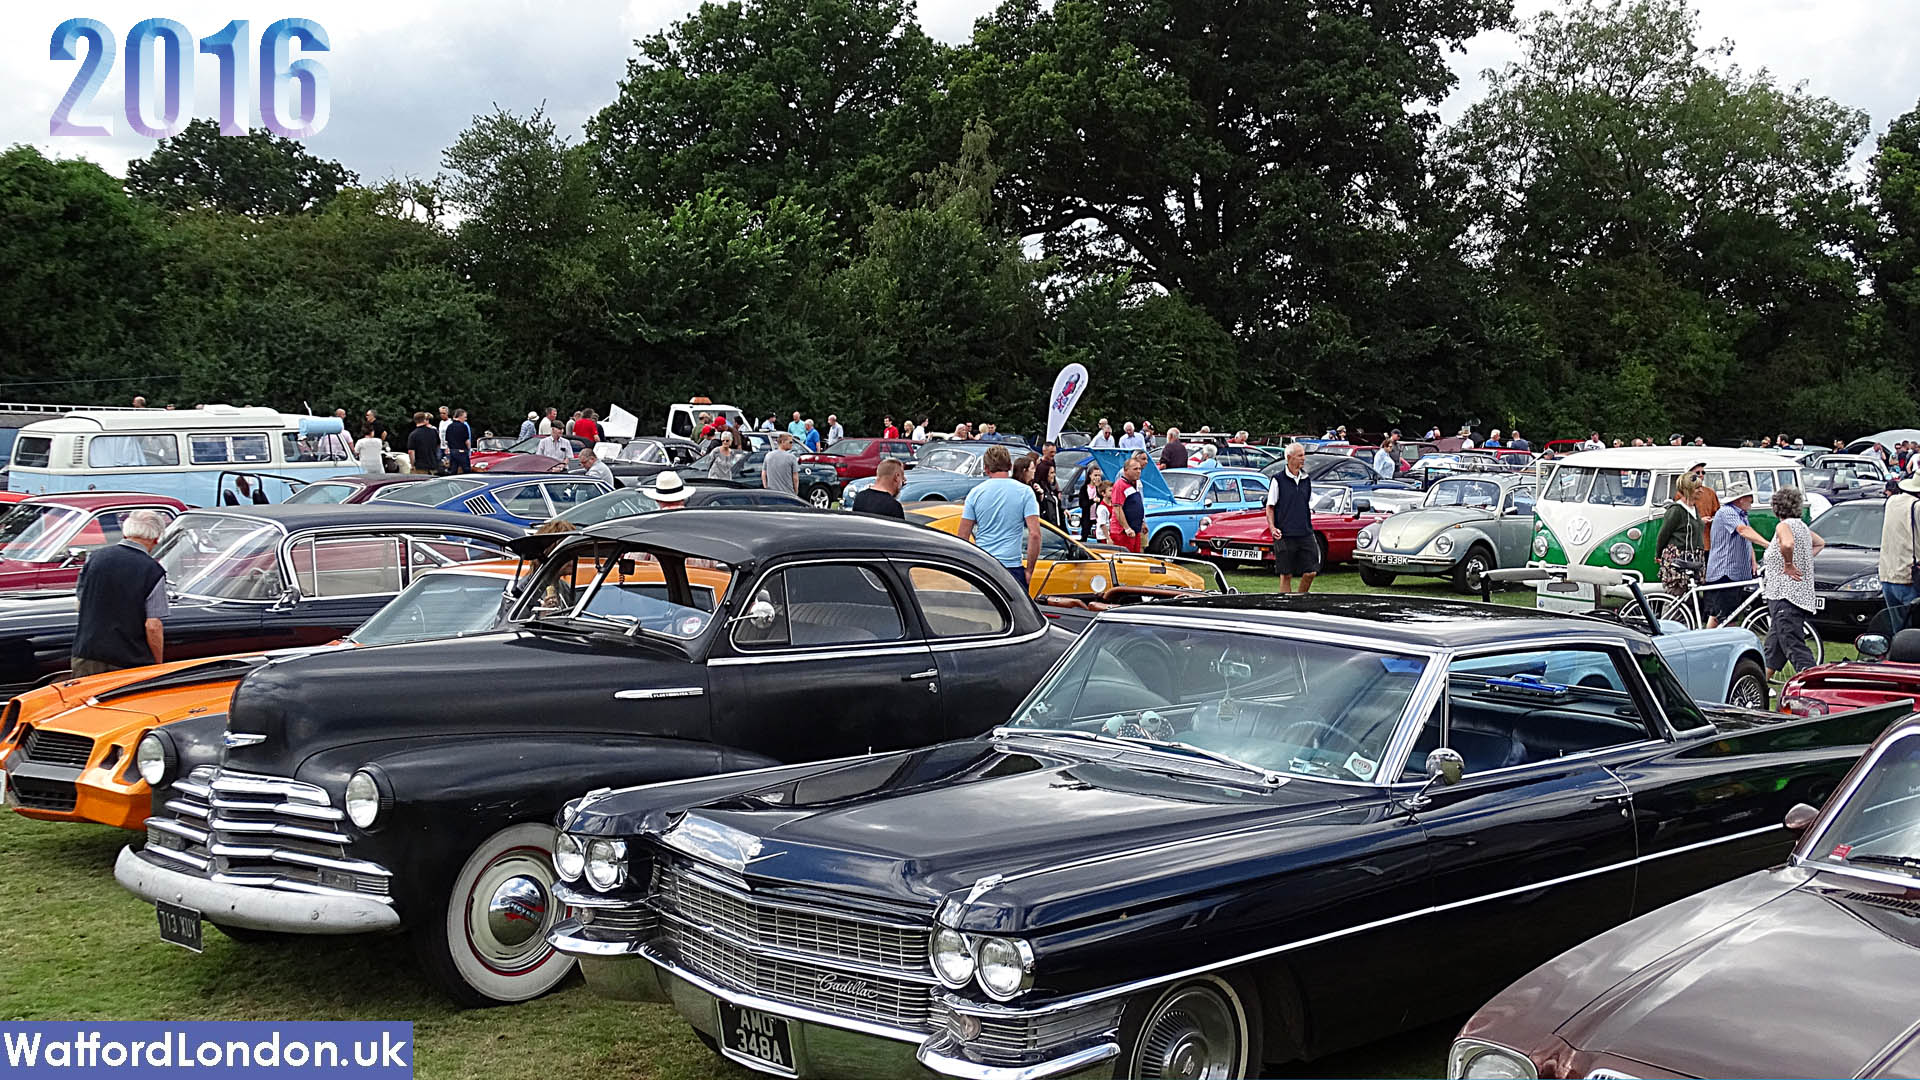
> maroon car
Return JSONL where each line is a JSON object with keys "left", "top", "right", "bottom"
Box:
{"left": 280, "top": 473, "right": 436, "bottom": 504}
{"left": 800, "top": 437, "right": 921, "bottom": 480}
{"left": 0, "top": 492, "right": 186, "bottom": 593}
{"left": 1451, "top": 707, "right": 1920, "bottom": 1080}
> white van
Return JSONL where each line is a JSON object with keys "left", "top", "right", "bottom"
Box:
{"left": 8, "top": 406, "right": 355, "bottom": 507}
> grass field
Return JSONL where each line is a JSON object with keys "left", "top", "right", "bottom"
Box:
{"left": 0, "top": 566, "right": 1816, "bottom": 1079}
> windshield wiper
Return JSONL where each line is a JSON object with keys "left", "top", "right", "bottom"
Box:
{"left": 1843, "top": 853, "right": 1920, "bottom": 873}
{"left": 1001, "top": 728, "right": 1286, "bottom": 787}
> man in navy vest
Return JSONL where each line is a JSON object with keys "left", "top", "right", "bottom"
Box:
{"left": 70, "top": 510, "right": 169, "bottom": 677}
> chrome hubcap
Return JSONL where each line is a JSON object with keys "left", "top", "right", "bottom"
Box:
{"left": 486, "top": 875, "right": 548, "bottom": 948}
{"left": 1136, "top": 985, "right": 1241, "bottom": 1080}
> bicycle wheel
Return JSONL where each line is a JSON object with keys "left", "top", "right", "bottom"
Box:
{"left": 1623, "top": 591, "right": 1694, "bottom": 630}
{"left": 1742, "top": 607, "right": 1825, "bottom": 671}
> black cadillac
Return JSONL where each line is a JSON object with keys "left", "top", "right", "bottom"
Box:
{"left": 0, "top": 505, "right": 521, "bottom": 699}
{"left": 117, "top": 510, "right": 1072, "bottom": 1006}
{"left": 547, "top": 595, "right": 1907, "bottom": 1079}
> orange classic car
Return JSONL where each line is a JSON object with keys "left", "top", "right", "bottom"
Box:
{"left": 0, "top": 561, "right": 521, "bottom": 829}
{"left": 905, "top": 502, "right": 1221, "bottom": 596}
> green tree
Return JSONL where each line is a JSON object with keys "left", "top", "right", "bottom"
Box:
{"left": 589, "top": 0, "right": 949, "bottom": 234}
{"left": 126, "top": 119, "right": 355, "bottom": 215}
{"left": 1447, "top": 0, "right": 1885, "bottom": 439}
{"left": 1866, "top": 100, "right": 1920, "bottom": 383}
{"left": 0, "top": 146, "right": 161, "bottom": 397}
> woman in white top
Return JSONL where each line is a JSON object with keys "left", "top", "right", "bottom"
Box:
{"left": 354, "top": 429, "right": 387, "bottom": 473}
{"left": 1760, "top": 486, "right": 1824, "bottom": 678}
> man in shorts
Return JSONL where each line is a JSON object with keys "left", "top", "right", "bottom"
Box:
{"left": 1266, "top": 442, "right": 1319, "bottom": 594}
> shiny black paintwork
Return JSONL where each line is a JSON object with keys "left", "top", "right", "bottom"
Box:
{"left": 0, "top": 505, "right": 522, "bottom": 700}
{"left": 566, "top": 595, "right": 1907, "bottom": 1064}
{"left": 177, "top": 509, "right": 1072, "bottom": 918}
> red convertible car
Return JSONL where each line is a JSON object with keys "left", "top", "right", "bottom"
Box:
{"left": 1193, "top": 485, "right": 1390, "bottom": 568}
{"left": 800, "top": 437, "right": 922, "bottom": 481}
{"left": 1778, "top": 629, "right": 1920, "bottom": 716}
{"left": 0, "top": 492, "right": 186, "bottom": 592}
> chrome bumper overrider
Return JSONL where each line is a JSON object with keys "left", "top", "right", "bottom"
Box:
{"left": 115, "top": 846, "right": 400, "bottom": 934}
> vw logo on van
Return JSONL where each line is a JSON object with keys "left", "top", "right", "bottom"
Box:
{"left": 1567, "top": 516, "right": 1594, "bottom": 546}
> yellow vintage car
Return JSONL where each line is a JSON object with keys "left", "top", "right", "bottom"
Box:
{"left": 906, "top": 503, "right": 1212, "bottom": 596}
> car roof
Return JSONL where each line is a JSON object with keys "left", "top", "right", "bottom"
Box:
{"left": 1556, "top": 447, "right": 1797, "bottom": 469}
{"left": 1143, "top": 592, "right": 1637, "bottom": 650}
{"left": 24, "top": 491, "right": 188, "bottom": 510}
{"left": 558, "top": 507, "right": 1006, "bottom": 571}
{"left": 177, "top": 503, "right": 526, "bottom": 536}
{"left": 309, "top": 474, "right": 430, "bottom": 490}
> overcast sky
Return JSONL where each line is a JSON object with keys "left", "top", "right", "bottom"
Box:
{"left": 3, "top": 0, "right": 1913, "bottom": 184}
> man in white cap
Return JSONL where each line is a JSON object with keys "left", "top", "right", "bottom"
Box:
{"left": 1704, "top": 481, "right": 1767, "bottom": 627}
{"left": 646, "top": 471, "right": 690, "bottom": 509}
{"left": 519, "top": 412, "right": 538, "bottom": 440}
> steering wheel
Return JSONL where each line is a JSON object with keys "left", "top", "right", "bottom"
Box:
{"left": 1275, "top": 719, "right": 1365, "bottom": 758}
{"left": 1114, "top": 639, "right": 1179, "bottom": 702}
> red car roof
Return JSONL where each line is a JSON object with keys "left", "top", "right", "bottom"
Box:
{"left": 22, "top": 491, "right": 188, "bottom": 510}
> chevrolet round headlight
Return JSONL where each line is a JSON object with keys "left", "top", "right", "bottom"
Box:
{"left": 1840, "top": 573, "right": 1881, "bottom": 592}
{"left": 1608, "top": 541, "right": 1635, "bottom": 565}
{"left": 931, "top": 927, "right": 974, "bottom": 988}
{"left": 974, "top": 936, "right": 1034, "bottom": 1001}
{"left": 554, "top": 833, "right": 585, "bottom": 882}
{"left": 135, "top": 731, "right": 173, "bottom": 786}
{"left": 1433, "top": 533, "right": 1454, "bottom": 555}
{"left": 1356, "top": 529, "right": 1374, "bottom": 550}
{"left": 344, "top": 769, "right": 385, "bottom": 829}
{"left": 1448, "top": 1039, "right": 1537, "bottom": 1079}
{"left": 584, "top": 838, "right": 627, "bottom": 891}
{"left": 1531, "top": 533, "right": 1549, "bottom": 558}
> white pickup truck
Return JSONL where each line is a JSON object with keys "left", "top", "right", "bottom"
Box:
{"left": 664, "top": 401, "right": 746, "bottom": 440}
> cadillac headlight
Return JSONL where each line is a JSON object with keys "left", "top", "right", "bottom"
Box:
{"left": 1608, "top": 542, "right": 1635, "bottom": 565}
{"left": 1356, "top": 528, "right": 1375, "bottom": 550}
{"left": 931, "top": 927, "right": 975, "bottom": 988}
{"left": 554, "top": 833, "right": 585, "bottom": 881}
{"left": 135, "top": 731, "right": 174, "bottom": 786}
{"left": 1433, "top": 534, "right": 1454, "bottom": 556}
{"left": 344, "top": 768, "right": 387, "bottom": 829}
{"left": 585, "top": 838, "right": 627, "bottom": 891}
{"left": 974, "top": 936, "right": 1034, "bottom": 1001}
{"left": 1531, "top": 533, "right": 1549, "bottom": 558}
{"left": 1448, "top": 1039, "right": 1537, "bottom": 1079}
{"left": 1840, "top": 573, "right": 1881, "bottom": 592}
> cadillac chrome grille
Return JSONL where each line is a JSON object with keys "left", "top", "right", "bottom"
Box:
{"left": 931, "top": 999, "right": 1123, "bottom": 1065}
{"left": 22, "top": 728, "right": 92, "bottom": 768}
{"left": 143, "top": 766, "right": 389, "bottom": 898}
{"left": 654, "top": 862, "right": 934, "bottom": 1031}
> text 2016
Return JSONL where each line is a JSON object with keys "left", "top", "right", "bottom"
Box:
{"left": 50, "top": 18, "right": 329, "bottom": 139}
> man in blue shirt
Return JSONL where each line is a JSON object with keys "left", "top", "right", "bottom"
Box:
{"left": 1704, "top": 481, "right": 1767, "bottom": 627}
{"left": 959, "top": 445, "right": 1041, "bottom": 589}
{"left": 1265, "top": 443, "right": 1318, "bottom": 593}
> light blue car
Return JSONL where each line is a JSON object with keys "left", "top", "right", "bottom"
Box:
{"left": 1142, "top": 467, "right": 1273, "bottom": 555}
{"left": 842, "top": 443, "right": 998, "bottom": 508}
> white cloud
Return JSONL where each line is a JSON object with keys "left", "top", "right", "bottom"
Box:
{"left": 1, "top": 0, "right": 1909, "bottom": 183}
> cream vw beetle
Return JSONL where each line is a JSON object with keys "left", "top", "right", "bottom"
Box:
{"left": 1356, "top": 473, "right": 1537, "bottom": 592}
{"left": 1530, "top": 448, "right": 1804, "bottom": 613}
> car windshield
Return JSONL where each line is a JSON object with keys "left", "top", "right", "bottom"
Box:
{"left": 823, "top": 439, "right": 874, "bottom": 457}
{"left": 1543, "top": 466, "right": 1650, "bottom": 506}
{"left": 1811, "top": 501, "right": 1885, "bottom": 548}
{"left": 347, "top": 570, "right": 508, "bottom": 646}
{"left": 152, "top": 513, "right": 284, "bottom": 600}
{"left": 922, "top": 449, "right": 980, "bottom": 474}
{"left": 558, "top": 488, "right": 662, "bottom": 527}
{"left": 0, "top": 504, "right": 84, "bottom": 563}
{"left": 1811, "top": 731, "right": 1920, "bottom": 877}
{"left": 372, "top": 477, "right": 488, "bottom": 506}
{"left": 1829, "top": 459, "right": 1886, "bottom": 484}
{"left": 517, "top": 540, "right": 733, "bottom": 644}
{"left": 284, "top": 482, "right": 355, "bottom": 505}
{"left": 1312, "top": 487, "right": 1352, "bottom": 513}
{"left": 619, "top": 441, "right": 668, "bottom": 464}
{"left": 1428, "top": 479, "right": 1503, "bottom": 509}
{"left": 1008, "top": 622, "right": 1427, "bottom": 783}
{"left": 1165, "top": 473, "right": 1207, "bottom": 502}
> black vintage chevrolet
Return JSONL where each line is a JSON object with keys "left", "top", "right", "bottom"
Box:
{"left": 116, "top": 509, "right": 1072, "bottom": 1005}
{"left": 547, "top": 595, "right": 1908, "bottom": 1080}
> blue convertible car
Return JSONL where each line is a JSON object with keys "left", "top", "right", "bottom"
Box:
{"left": 371, "top": 473, "right": 614, "bottom": 527}
{"left": 1144, "top": 467, "right": 1273, "bottom": 555}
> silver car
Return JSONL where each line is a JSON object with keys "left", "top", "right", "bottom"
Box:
{"left": 1355, "top": 473, "right": 1537, "bottom": 591}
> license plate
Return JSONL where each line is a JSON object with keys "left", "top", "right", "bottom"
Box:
{"left": 1222, "top": 547, "right": 1264, "bottom": 561}
{"left": 717, "top": 1002, "right": 794, "bottom": 1074}
{"left": 1371, "top": 554, "right": 1409, "bottom": 566}
{"left": 156, "top": 900, "right": 203, "bottom": 953}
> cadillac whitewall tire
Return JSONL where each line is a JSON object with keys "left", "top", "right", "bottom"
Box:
{"left": 417, "top": 823, "right": 574, "bottom": 1007}
{"left": 1118, "top": 974, "right": 1262, "bottom": 1080}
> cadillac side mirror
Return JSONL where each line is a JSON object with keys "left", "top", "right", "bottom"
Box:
{"left": 1854, "top": 634, "right": 1889, "bottom": 660}
{"left": 1403, "top": 747, "right": 1464, "bottom": 813}
{"left": 1783, "top": 802, "right": 1820, "bottom": 832}
{"left": 271, "top": 586, "right": 301, "bottom": 610}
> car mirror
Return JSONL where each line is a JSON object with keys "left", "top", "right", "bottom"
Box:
{"left": 732, "top": 597, "right": 778, "bottom": 629}
{"left": 1854, "top": 633, "right": 1889, "bottom": 660}
{"left": 1426, "top": 747, "right": 1464, "bottom": 786}
{"left": 269, "top": 585, "right": 302, "bottom": 611}
{"left": 1783, "top": 802, "right": 1820, "bottom": 832}
{"left": 61, "top": 547, "right": 90, "bottom": 567}
{"left": 1203, "top": 494, "right": 1215, "bottom": 507}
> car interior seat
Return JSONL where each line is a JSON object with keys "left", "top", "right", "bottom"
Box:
{"left": 1888, "top": 628, "right": 1920, "bottom": 664}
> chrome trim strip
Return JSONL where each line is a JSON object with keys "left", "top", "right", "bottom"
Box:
{"left": 208, "top": 872, "right": 395, "bottom": 904}
{"left": 639, "top": 942, "right": 925, "bottom": 1045}
{"left": 1096, "top": 610, "right": 1446, "bottom": 657}
{"left": 1382, "top": 741, "right": 1667, "bottom": 789}
{"left": 708, "top": 644, "right": 931, "bottom": 667}
{"left": 1795, "top": 727, "right": 1920, "bottom": 864}
{"left": 552, "top": 883, "right": 647, "bottom": 910}
{"left": 208, "top": 772, "right": 330, "bottom": 804}
{"left": 162, "top": 798, "right": 210, "bottom": 820}
{"left": 222, "top": 732, "right": 266, "bottom": 748}
{"left": 208, "top": 796, "right": 343, "bottom": 821}
{"left": 142, "top": 843, "right": 210, "bottom": 871}
{"left": 972, "top": 823, "right": 1786, "bottom": 1017}
{"left": 916, "top": 1037, "right": 1121, "bottom": 1080}
{"left": 577, "top": 751, "right": 880, "bottom": 810}
{"left": 205, "top": 843, "right": 393, "bottom": 877}
{"left": 549, "top": 919, "right": 644, "bottom": 957}
{"left": 930, "top": 626, "right": 1048, "bottom": 654}
{"left": 207, "top": 816, "right": 349, "bottom": 845}
{"left": 614, "top": 687, "right": 706, "bottom": 700}
{"left": 655, "top": 907, "right": 937, "bottom": 984}
{"left": 146, "top": 818, "right": 208, "bottom": 845}
{"left": 1854, "top": 1014, "right": 1920, "bottom": 1080}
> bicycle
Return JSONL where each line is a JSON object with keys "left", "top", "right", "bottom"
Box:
{"left": 1622, "top": 575, "right": 1824, "bottom": 669}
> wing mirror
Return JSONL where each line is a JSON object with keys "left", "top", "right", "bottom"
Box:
{"left": 1403, "top": 747, "right": 1464, "bottom": 813}
{"left": 1783, "top": 802, "right": 1821, "bottom": 832}
{"left": 730, "top": 594, "right": 779, "bottom": 629}
{"left": 269, "top": 585, "right": 302, "bottom": 611}
{"left": 1854, "top": 633, "right": 1889, "bottom": 660}
{"left": 60, "top": 547, "right": 90, "bottom": 567}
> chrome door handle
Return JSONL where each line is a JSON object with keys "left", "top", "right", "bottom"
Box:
{"left": 903, "top": 669, "right": 939, "bottom": 682}
{"left": 1592, "top": 792, "right": 1632, "bottom": 805}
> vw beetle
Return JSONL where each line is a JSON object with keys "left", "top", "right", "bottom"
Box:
{"left": 1356, "top": 473, "right": 1537, "bottom": 592}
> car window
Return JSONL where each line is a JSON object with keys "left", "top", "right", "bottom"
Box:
{"left": 1212, "top": 478, "right": 1242, "bottom": 502}
{"left": 1430, "top": 479, "right": 1502, "bottom": 508}
{"left": 290, "top": 536, "right": 405, "bottom": 597}
{"left": 1508, "top": 488, "right": 1536, "bottom": 516}
{"left": 1240, "top": 477, "right": 1268, "bottom": 500}
{"left": 407, "top": 537, "right": 508, "bottom": 573}
{"left": 372, "top": 477, "right": 486, "bottom": 505}
{"left": 1328, "top": 461, "right": 1370, "bottom": 483}
{"left": 543, "top": 481, "right": 604, "bottom": 509}
{"left": 89, "top": 509, "right": 154, "bottom": 547}
{"left": 1811, "top": 501, "right": 1885, "bottom": 547}
{"left": 909, "top": 565, "right": 1010, "bottom": 637}
{"left": 497, "top": 484, "right": 553, "bottom": 520}
{"left": 733, "top": 563, "right": 906, "bottom": 649}
{"left": 1633, "top": 651, "right": 1711, "bottom": 733}
{"left": 1403, "top": 647, "right": 1656, "bottom": 779}
{"left": 286, "top": 482, "right": 354, "bottom": 504}
{"left": 1753, "top": 468, "right": 1778, "bottom": 499}
{"left": 1037, "top": 525, "right": 1079, "bottom": 561}
{"left": 90, "top": 435, "right": 180, "bottom": 468}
